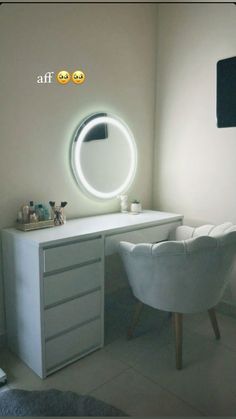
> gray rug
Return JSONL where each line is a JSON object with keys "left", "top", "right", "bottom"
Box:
{"left": 0, "top": 389, "right": 127, "bottom": 416}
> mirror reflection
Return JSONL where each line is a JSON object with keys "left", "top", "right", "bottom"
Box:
{"left": 71, "top": 113, "right": 137, "bottom": 200}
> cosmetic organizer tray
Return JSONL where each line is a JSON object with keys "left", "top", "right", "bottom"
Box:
{"left": 16, "top": 220, "right": 54, "bottom": 232}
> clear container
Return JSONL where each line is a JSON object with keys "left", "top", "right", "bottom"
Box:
{"left": 22, "top": 205, "right": 29, "bottom": 223}
{"left": 36, "top": 204, "right": 45, "bottom": 221}
{"left": 29, "top": 201, "right": 35, "bottom": 215}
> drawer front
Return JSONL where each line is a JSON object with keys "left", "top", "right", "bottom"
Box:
{"left": 44, "top": 262, "right": 102, "bottom": 307}
{"left": 45, "top": 290, "right": 101, "bottom": 339}
{"left": 45, "top": 318, "right": 101, "bottom": 371}
{"left": 43, "top": 237, "right": 102, "bottom": 273}
{"left": 105, "top": 221, "right": 181, "bottom": 255}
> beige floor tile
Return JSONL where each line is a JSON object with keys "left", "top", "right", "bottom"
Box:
{"left": 181, "top": 312, "right": 211, "bottom": 333}
{"left": 105, "top": 312, "right": 213, "bottom": 366}
{"left": 91, "top": 368, "right": 202, "bottom": 416}
{"left": 193, "top": 312, "right": 236, "bottom": 353}
{"left": 133, "top": 330, "right": 236, "bottom": 416}
{"left": 39, "top": 348, "right": 129, "bottom": 394}
{"left": 1, "top": 347, "right": 129, "bottom": 395}
{"left": 0, "top": 348, "right": 43, "bottom": 390}
{"left": 105, "top": 335, "right": 162, "bottom": 367}
{"left": 1, "top": 311, "right": 236, "bottom": 417}
{"left": 105, "top": 316, "right": 175, "bottom": 366}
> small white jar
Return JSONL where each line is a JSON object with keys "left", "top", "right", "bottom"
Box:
{"left": 130, "top": 202, "right": 142, "bottom": 214}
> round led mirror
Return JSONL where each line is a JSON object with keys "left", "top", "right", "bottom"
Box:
{"left": 71, "top": 113, "right": 137, "bottom": 200}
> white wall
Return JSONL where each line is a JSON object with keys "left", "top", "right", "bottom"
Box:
{"left": 154, "top": 4, "right": 236, "bottom": 227}
{"left": 0, "top": 3, "right": 157, "bottom": 338}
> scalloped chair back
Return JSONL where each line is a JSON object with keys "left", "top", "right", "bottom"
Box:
{"left": 119, "top": 222, "right": 236, "bottom": 369}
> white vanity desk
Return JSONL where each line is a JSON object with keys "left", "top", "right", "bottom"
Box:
{"left": 2, "top": 210, "right": 183, "bottom": 378}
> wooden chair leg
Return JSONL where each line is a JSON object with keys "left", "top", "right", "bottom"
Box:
{"left": 173, "top": 313, "right": 183, "bottom": 370}
{"left": 127, "top": 301, "right": 143, "bottom": 339}
{"left": 208, "top": 308, "right": 220, "bottom": 340}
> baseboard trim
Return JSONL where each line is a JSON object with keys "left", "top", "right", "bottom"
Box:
{"left": 217, "top": 301, "right": 236, "bottom": 319}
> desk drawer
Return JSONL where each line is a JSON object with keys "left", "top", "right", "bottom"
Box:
{"left": 44, "top": 262, "right": 102, "bottom": 307}
{"left": 44, "top": 290, "right": 101, "bottom": 339}
{"left": 105, "top": 221, "right": 181, "bottom": 255}
{"left": 46, "top": 318, "right": 101, "bottom": 371}
{"left": 43, "top": 237, "right": 102, "bottom": 273}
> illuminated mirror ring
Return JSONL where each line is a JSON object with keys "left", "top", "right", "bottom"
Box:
{"left": 71, "top": 113, "right": 137, "bottom": 200}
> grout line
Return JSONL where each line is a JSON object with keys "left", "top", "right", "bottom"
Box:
{"left": 185, "top": 321, "right": 236, "bottom": 356}
{"left": 131, "top": 364, "right": 206, "bottom": 416}
{"left": 103, "top": 333, "right": 206, "bottom": 415}
{"left": 103, "top": 314, "right": 236, "bottom": 415}
{"left": 87, "top": 365, "right": 131, "bottom": 396}
{"left": 103, "top": 338, "right": 172, "bottom": 371}
{"left": 103, "top": 347, "right": 135, "bottom": 369}
{"left": 88, "top": 352, "right": 206, "bottom": 417}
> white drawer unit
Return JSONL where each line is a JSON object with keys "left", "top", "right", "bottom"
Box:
{"left": 2, "top": 210, "right": 183, "bottom": 378}
{"left": 44, "top": 290, "right": 101, "bottom": 339}
{"left": 43, "top": 237, "right": 102, "bottom": 273}
{"left": 44, "top": 262, "right": 102, "bottom": 307}
{"left": 46, "top": 318, "right": 102, "bottom": 371}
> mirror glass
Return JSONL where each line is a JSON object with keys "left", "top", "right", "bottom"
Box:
{"left": 71, "top": 113, "right": 137, "bottom": 199}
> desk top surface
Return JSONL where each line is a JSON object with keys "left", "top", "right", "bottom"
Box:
{"left": 2, "top": 210, "right": 183, "bottom": 247}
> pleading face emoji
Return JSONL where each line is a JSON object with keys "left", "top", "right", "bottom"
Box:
{"left": 56, "top": 71, "right": 71, "bottom": 85}
{"left": 72, "top": 70, "right": 85, "bottom": 85}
